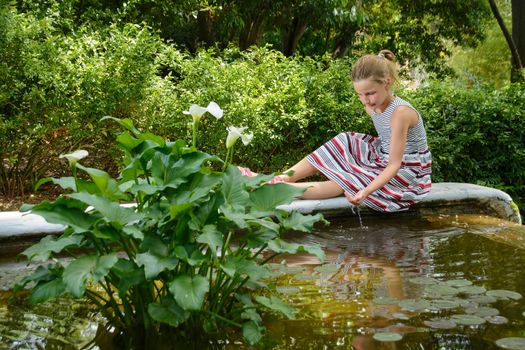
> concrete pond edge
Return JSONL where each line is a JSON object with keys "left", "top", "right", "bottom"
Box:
{"left": 0, "top": 182, "right": 521, "bottom": 242}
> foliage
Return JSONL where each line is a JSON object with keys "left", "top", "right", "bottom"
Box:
{"left": 0, "top": 4, "right": 164, "bottom": 196}
{"left": 448, "top": 23, "right": 512, "bottom": 88}
{"left": 142, "top": 47, "right": 372, "bottom": 172}
{"left": 406, "top": 81, "right": 525, "bottom": 210}
{"left": 361, "top": 0, "right": 492, "bottom": 77}
{"left": 14, "top": 113, "right": 327, "bottom": 347}
{"left": 12, "top": 0, "right": 492, "bottom": 74}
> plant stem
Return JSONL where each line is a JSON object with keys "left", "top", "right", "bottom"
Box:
{"left": 222, "top": 147, "right": 232, "bottom": 171}
{"left": 192, "top": 121, "right": 199, "bottom": 148}
{"left": 204, "top": 310, "right": 243, "bottom": 328}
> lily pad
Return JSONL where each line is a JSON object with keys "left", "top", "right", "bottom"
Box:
{"left": 458, "top": 285, "right": 487, "bottom": 295}
{"left": 423, "top": 318, "right": 457, "bottom": 329}
{"left": 374, "top": 297, "right": 400, "bottom": 305}
{"left": 485, "top": 315, "right": 509, "bottom": 325}
{"left": 486, "top": 290, "right": 523, "bottom": 301}
{"left": 445, "top": 279, "right": 473, "bottom": 287}
{"left": 469, "top": 295, "right": 498, "bottom": 304}
{"left": 424, "top": 285, "right": 459, "bottom": 296}
{"left": 450, "top": 314, "right": 486, "bottom": 326}
{"left": 409, "top": 277, "right": 439, "bottom": 285}
{"left": 314, "top": 264, "right": 340, "bottom": 274}
{"left": 465, "top": 306, "right": 499, "bottom": 317}
{"left": 372, "top": 332, "right": 403, "bottom": 342}
{"left": 392, "top": 312, "right": 410, "bottom": 320}
{"left": 458, "top": 299, "right": 479, "bottom": 308}
{"left": 428, "top": 299, "right": 460, "bottom": 310}
{"left": 495, "top": 337, "right": 525, "bottom": 350}
{"left": 399, "top": 299, "right": 431, "bottom": 312}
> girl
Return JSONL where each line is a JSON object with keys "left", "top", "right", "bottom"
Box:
{"left": 243, "top": 50, "right": 432, "bottom": 212}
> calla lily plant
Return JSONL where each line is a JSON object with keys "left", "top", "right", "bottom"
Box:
{"left": 15, "top": 102, "right": 326, "bottom": 348}
{"left": 183, "top": 101, "right": 223, "bottom": 148}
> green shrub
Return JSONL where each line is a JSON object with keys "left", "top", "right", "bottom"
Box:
{"left": 407, "top": 82, "right": 525, "bottom": 210}
{"left": 15, "top": 114, "right": 326, "bottom": 347}
{"left": 0, "top": 5, "right": 163, "bottom": 196}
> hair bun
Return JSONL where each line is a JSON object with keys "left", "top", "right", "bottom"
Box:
{"left": 378, "top": 49, "right": 396, "bottom": 62}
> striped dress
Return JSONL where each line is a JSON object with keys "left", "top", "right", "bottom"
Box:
{"left": 306, "top": 96, "right": 432, "bottom": 212}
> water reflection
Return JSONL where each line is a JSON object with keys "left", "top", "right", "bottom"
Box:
{"left": 1, "top": 214, "right": 525, "bottom": 349}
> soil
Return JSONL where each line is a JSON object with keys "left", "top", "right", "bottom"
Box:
{"left": 0, "top": 188, "right": 62, "bottom": 212}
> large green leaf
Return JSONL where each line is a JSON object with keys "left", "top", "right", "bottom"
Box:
{"left": 242, "top": 321, "right": 263, "bottom": 345}
{"left": 169, "top": 202, "right": 194, "bottom": 219}
{"left": 21, "top": 197, "right": 95, "bottom": 233}
{"left": 14, "top": 264, "right": 62, "bottom": 293}
{"left": 148, "top": 297, "right": 189, "bottom": 327}
{"left": 69, "top": 192, "right": 144, "bottom": 226}
{"left": 168, "top": 274, "right": 209, "bottom": 310}
{"left": 116, "top": 131, "right": 142, "bottom": 151}
{"left": 22, "top": 234, "right": 83, "bottom": 262}
{"left": 189, "top": 192, "right": 223, "bottom": 230}
{"left": 255, "top": 295, "right": 296, "bottom": 319}
{"left": 30, "top": 278, "right": 67, "bottom": 304}
{"left": 102, "top": 116, "right": 141, "bottom": 136}
{"left": 169, "top": 152, "right": 220, "bottom": 179}
{"left": 63, "top": 254, "right": 118, "bottom": 298}
{"left": 76, "top": 164, "right": 128, "bottom": 200}
{"left": 249, "top": 183, "right": 304, "bottom": 211}
{"left": 222, "top": 257, "right": 271, "bottom": 281}
{"left": 267, "top": 239, "right": 325, "bottom": 262}
{"left": 279, "top": 211, "right": 327, "bottom": 232}
{"left": 122, "top": 224, "right": 144, "bottom": 240}
{"left": 136, "top": 252, "right": 178, "bottom": 280}
{"left": 111, "top": 258, "right": 146, "bottom": 297}
{"left": 196, "top": 225, "right": 223, "bottom": 255}
{"left": 222, "top": 165, "right": 250, "bottom": 210}
{"left": 219, "top": 206, "right": 254, "bottom": 229}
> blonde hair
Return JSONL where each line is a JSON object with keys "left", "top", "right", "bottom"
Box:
{"left": 351, "top": 49, "right": 398, "bottom": 84}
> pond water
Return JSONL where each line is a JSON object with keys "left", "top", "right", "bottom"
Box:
{"left": 1, "top": 214, "right": 525, "bottom": 349}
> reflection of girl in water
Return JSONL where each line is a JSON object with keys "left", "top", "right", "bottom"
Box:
{"left": 269, "top": 248, "right": 414, "bottom": 348}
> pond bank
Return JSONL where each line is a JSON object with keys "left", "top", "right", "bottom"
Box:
{"left": 0, "top": 183, "right": 521, "bottom": 244}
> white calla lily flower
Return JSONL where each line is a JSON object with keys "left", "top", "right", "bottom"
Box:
{"left": 240, "top": 131, "right": 253, "bottom": 146}
{"left": 183, "top": 104, "right": 208, "bottom": 123}
{"left": 59, "top": 150, "right": 88, "bottom": 166}
{"left": 206, "top": 102, "right": 223, "bottom": 119}
{"left": 183, "top": 102, "right": 223, "bottom": 123}
{"left": 226, "top": 126, "right": 253, "bottom": 148}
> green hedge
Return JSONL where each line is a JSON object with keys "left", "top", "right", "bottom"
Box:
{"left": 407, "top": 82, "right": 525, "bottom": 210}
{"left": 1, "top": 9, "right": 523, "bottom": 215}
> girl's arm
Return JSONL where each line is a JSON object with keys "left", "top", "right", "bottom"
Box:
{"left": 346, "top": 106, "right": 418, "bottom": 205}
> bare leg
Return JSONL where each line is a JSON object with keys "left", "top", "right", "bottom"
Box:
{"left": 281, "top": 158, "right": 319, "bottom": 183}
{"left": 290, "top": 180, "right": 344, "bottom": 199}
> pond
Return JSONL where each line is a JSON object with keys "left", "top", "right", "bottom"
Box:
{"left": 1, "top": 214, "right": 525, "bottom": 349}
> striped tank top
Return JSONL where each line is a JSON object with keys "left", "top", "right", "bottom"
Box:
{"left": 372, "top": 96, "right": 428, "bottom": 154}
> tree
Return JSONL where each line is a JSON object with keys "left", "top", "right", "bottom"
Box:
{"left": 488, "top": 0, "right": 523, "bottom": 82}
{"left": 14, "top": 0, "right": 494, "bottom": 76}
{"left": 511, "top": 0, "right": 525, "bottom": 81}
{"left": 362, "top": 0, "right": 492, "bottom": 76}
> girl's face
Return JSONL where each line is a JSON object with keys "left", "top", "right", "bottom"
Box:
{"left": 353, "top": 78, "right": 393, "bottom": 113}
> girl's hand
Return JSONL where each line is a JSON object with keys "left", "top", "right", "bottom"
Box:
{"left": 344, "top": 190, "right": 367, "bottom": 206}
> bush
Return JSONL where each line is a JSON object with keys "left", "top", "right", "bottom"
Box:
{"left": 0, "top": 5, "right": 163, "bottom": 196}
{"left": 406, "top": 82, "right": 525, "bottom": 211}
{"left": 136, "top": 47, "right": 373, "bottom": 173}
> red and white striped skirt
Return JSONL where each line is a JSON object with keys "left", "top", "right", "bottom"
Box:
{"left": 306, "top": 132, "right": 432, "bottom": 212}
